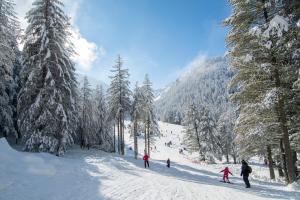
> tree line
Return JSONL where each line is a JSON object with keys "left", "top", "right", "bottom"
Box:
{"left": 0, "top": 0, "right": 158, "bottom": 157}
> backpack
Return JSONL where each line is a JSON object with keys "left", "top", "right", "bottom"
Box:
{"left": 247, "top": 166, "right": 252, "bottom": 174}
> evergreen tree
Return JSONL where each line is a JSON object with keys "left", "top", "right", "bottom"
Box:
{"left": 224, "top": 0, "right": 300, "bottom": 183}
{"left": 217, "top": 107, "right": 237, "bottom": 163}
{"left": 0, "top": 0, "right": 19, "bottom": 139}
{"left": 183, "top": 103, "right": 218, "bottom": 162}
{"left": 107, "top": 55, "right": 131, "bottom": 155}
{"left": 141, "top": 74, "right": 158, "bottom": 157}
{"left": 12, "top": 49, "right": 22, "bottom": 143}
{"left": 131, "top": 82, "right": 144, "bottom": 159}
{"left": 18, "top": 0, "right": 78, "bottom": 155}
{"left": 94, "top": 84, "right": 113, "bottom": 151}
{"left": 78, "top": 76, "right": 96, "bottom": 148}
{"left": 183, "top": 103, "right": 203, "bottom": 159}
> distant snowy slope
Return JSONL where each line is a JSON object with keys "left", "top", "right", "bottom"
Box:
{"left": 155, "top": 57, "right": 234, "bottom": 124}
{"left": 154, "top": 84, "right": 172, "bottom": 102}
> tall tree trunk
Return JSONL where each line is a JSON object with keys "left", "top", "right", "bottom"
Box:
{"left": 267, "top": 145, "right": 275, "bottom": 180}
{"left": 225, "top": 142, "right": 229, "bottom": 163}
{"left": 276, "top": 150, "right": 284, "bottom": 177}
{"left": 113, "top": 123, "right": 116, "bottom": 152}
{"left": 280, "top": 139, "right": 289, "bottom": 182}
{"left": 134, "top": 119, "right": 138, "bottom": 159}
{"left": 120, "top": 115, "right": 124, "bottom": 155}
{"left": 278, "top": 162, "right": 284, "bottom": 177}
{"left": 232, "top": 154, "right": 237, "bottom": 164}
{"left": 231, "top": 143, "right": 237, "bottom": 164}
{"left": 121, "top": 114, "right": 125, "bottom": 155}
{"left": 144, "top": 122, "right": 147, "bottom": 155}
{"left": 274, "top": 67, "right": 296, "bottom": 183}
{"left": 117, "top": 117, "right": 120, "bottom": 154}
{"left": 292, "top": 150, "right": 298, "bottom": 177}
{"left": 147, "top": 119, "right": 150, "bottom": 157}
{"left": 194, "top": 123, "right": 203, "bottom": 160}
{"left": 226, "top": 153, "right": 229, "bottom": 163}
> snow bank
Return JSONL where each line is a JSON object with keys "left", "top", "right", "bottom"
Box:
{"left": 287, "top": 181, "right": 300, "bottom": 192}
{"left": 0, "top": 137, "right": 17, "bottom": 155}
{"left": 0, "top": 138, "right": 56, "bottom": 177}
{"left": 0, "top": 138, "right": 106, "bottom": 200}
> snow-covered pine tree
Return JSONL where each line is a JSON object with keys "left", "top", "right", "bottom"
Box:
{"left": 18, "top": 0, "right": 78, "bottom": 155}
{"left": 94, "top": 84, "right": 113, "bottom": 151}
{"left": 224, "top": 0, "right": 282, "bottom": 180}
{"left": 224, "top": 0, "right": 300, "bottom": 183}
{"left": 78, "top": 76, "right": 97, "bottom": 148}
{"left": 183, "top": 103, "right": 203, "bottom": 159}
{"left": 141, "top": 74, "right": 158, "bottom": 157}
{"left": 217, "top": 107, "right": 237, "bottom": 163}
{"left": 183, "top": 102, "right": 218, "bottom": 162}
{"left": 283, "top": 0, "right": 300, "bottom": 159}
{"left": 131, "top": 82, "right": 144, "bottom": 159}
{"left": 0, "top": 0, "right": 19, "bottom": 139}
{"left": 12, "top": 48, "right": 22, "bottom": 143}
{"left": 107, "top": 55, "right": 131, "bottom": 155}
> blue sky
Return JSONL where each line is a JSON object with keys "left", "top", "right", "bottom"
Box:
{"left": 16, "top": 0, "right": 231, "bottom": 89}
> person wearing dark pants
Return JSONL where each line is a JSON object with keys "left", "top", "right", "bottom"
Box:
{"left": 143, "top": 154, "right": 149, "bottom": 168}
{"left": 243, "top": 175, "right": 250, "bottom": 188}
{"left": 241, "top": 160, "right": 251, "bottom": 188}
{"left": 167, "top": 158, "right": 170, "bottom": 168}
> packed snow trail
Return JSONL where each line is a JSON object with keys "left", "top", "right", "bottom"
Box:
{"left": 0, "top": 122, "right": 299, "bottom": 200}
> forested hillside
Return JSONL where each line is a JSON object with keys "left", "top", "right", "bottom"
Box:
{"left": 155, "top": 57, "right": 234, "bottom": 125}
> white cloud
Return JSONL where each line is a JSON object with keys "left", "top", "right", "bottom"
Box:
{"left": 177, "top": 53, "right": 208, "bottom": 81}
{"left": 70, "top": 28, "right": 105, "bottom": 71}
{"left": 14, "top": 0, "right": 103, "bottom": 71}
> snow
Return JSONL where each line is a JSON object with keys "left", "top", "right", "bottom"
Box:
{"left": 154, "top": 85, "right": 171, "bottom": 102}
{"left": 243, "top": 54, "right": 253, "bottom": 62}
{"left": 262, "top": 88, "right": 279, "bottom": 109}
{"left": 264, "top": 2, "right": 271, "bottom": 8}
{"left": 1, "top": 121, "right": 299, "bottom": 200}
{"left": 263, "top": 15, "right": 289, "bottom": 38}
{"left": 265, "top": 40, "right": 272, "bottom": 49}
{"left": 287, "top": 182, "right": 300, "bottom": 192}
{"left": 249, "top": 26, "right": 262, "bottom": 37}
{"left": 154, "top": 95, "right": 161, "bottom": 101}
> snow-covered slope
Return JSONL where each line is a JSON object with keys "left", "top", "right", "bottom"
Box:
{"left": 0, "top": 122, "right": 299, "bottom": 200}
{"left": 154, "top": 57, "right": 234, "bottom": 124}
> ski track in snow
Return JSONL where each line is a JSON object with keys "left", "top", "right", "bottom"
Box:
{"left": 0, "top": 121, "right": 299, "bottom": 200}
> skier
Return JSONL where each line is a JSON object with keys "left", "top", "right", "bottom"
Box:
{"left": 167, "top": 158, "right": 170, "bottom": 168}
{"left": 241, "top": 160, "right": 251, "bottom": 188}
{"left": 220, "top": 167, "right": 233, "bottom": 183}
{"left": 143, "top": 153, "right": 150, "bottom": 168}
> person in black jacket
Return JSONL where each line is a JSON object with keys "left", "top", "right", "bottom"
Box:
{"left": 241, "top": 160, "right": 251, "bottom": 188}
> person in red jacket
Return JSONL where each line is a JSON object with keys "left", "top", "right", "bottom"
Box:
{"left": 143, "top": 153, "right": 149, "bottom": 168}
{"left": 220, "top": 167, "right": 233, "bottom": 183}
